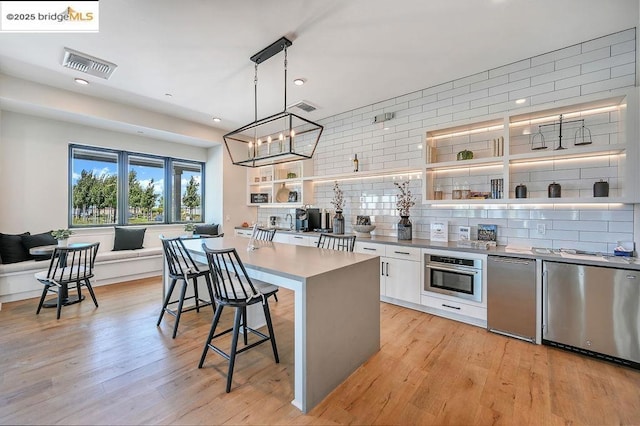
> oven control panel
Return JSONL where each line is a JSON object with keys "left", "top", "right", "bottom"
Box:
{"left": 428, "top": 255, "right": 476, "bottom": 268}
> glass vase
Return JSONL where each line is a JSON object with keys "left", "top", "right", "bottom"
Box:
{"left": 397, "top": 216, "right": 412, "bottom": 240}
{"left": 333, "top": 210, "right": 345, "bottom": 234}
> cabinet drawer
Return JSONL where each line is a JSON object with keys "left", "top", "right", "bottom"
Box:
{"left": 289, "top": 235, "right": 309, "bottom": 246}
{"left": 355, "top": 242, "right": 385, "bottom": 255}
{"left": 385, "top": 246, "right": 421, "bottom": 262}
{"left": 421, "top": 295, "right": 487, "bottom": 320}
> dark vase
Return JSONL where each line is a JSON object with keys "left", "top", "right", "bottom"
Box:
{"left": 397, "top": 215, "right": 412, "bottom": 240}
{"left": 333, "top": 210, "right": 345, "bottom": 234}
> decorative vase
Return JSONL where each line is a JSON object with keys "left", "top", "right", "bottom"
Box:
{"left": 333, "top": 210, "right": 345, "bottom": 234}
{"left": 397, "top": 216, "right": 412, "bottom": 240}
{"left": 57, "top": 239, "right": 68, "bottom": 247}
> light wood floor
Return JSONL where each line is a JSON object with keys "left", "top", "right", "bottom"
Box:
{"left": 1, "top": 277, "right": 639, "bottom": 425}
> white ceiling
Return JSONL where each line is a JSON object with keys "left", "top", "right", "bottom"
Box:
{"left": 0, "top": 0, "right": 638, "bottom": 142}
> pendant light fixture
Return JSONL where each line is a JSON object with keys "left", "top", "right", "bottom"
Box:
{"left": 223, "top": 37, "right": 324, "bottom": 167}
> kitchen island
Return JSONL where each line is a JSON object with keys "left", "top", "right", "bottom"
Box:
{"left": 180, "top": 236, "right": 381, "bottom": 413}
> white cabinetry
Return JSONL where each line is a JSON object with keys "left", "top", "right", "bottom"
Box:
{"left": 355, "top": 242, "right": 421, "bottom": 304}
{"left": 247, "top": 159, "right": 313, "bottom": 207}
{"left": 423, "top": 92, "right": 636, "bottom": 204}
{"left": 234, "top": 228, "right": 253, "bottom": 238}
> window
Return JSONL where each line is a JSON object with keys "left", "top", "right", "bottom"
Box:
{"left": 173, "top": 161, "right": 203, "bottom": 222}
{"left": 71, "top": 147, "right": 119, "bottom": 226}
{"left": 128, "top": 155, "right": 164, "bottom": 224}
{"left": 70, "top": 145, "right": 205, "bottom": 227}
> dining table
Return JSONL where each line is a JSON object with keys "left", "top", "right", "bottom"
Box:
{"left": 179, "top": 235, "right": 381, "bottom": 413}
{"left": 29, "top": 242, "right": 92, "bottom": 307}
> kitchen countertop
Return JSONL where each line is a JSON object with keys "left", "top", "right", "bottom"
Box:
{"left": 234, "top": 226, "right": 640, "bottom": 270}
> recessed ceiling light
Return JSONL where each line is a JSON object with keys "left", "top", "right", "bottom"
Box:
{"left": 212, "top": 117, "right": 221, "bottom": 122}
{"left": 515, "top": 98, "right": 527, "bottom": 104}
{"left": 293, "top": 78, "right": 305, "bottom": 86}
{"left": 74, "top": 78, "right": 89, "bottom": 85}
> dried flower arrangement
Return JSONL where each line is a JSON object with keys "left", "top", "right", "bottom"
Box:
{"left": 330, "top": 181, "right": 345, "bottom": 211}
{"left": 394, "top": 180, "right": 416, "bottom": 217}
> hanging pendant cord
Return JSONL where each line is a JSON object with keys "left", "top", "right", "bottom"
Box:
{"left": 283, "top": 46, "right": 288, "bottom": 111}
{"left": 254, "top": 62, "right": 258, "bottom": 122}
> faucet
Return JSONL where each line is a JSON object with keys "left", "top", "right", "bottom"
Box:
{"left": 285, "top": 213, "right": 293, "bottom": 230}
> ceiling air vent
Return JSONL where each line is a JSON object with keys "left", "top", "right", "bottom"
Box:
{"left": 62, "top": 47, "right": 118, "bottom": 80}
{"left": 289, "top": 100, "right": 317, "bottom": 113}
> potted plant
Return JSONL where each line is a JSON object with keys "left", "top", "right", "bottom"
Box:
{"left": 51, "top": 229, "right": 74, "bottom": 246}
{"left": 394, "top": 180, "right": 416, "bottom": 240}
{"left": 330, "top": 181, "right": 345, "bottom": 234}
{"left": 184, "top": 223, "right": 196, "bottom": 236}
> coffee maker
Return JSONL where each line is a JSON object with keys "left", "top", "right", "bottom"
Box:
{"left": 295, "top": 207, "right": 320, "bottom": 231}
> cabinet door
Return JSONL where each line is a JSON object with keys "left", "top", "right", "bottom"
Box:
{"left": 385, "top": 258, "right": 421, "bottom": 304}
{"left": 234, "top": 229, "right": 252, "bottom": 238}
{"left": 272, "top": 233, "right": 289, "bottom": 244}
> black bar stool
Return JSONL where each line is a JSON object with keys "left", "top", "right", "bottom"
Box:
{"left": 317, "top": 234, "right": 356, "bottom": 252}
{"left": 198, "top": 245, "right": 279, "bottom": 393}
{"left": 158, "top": 236, "right": 215, "bottom": 338}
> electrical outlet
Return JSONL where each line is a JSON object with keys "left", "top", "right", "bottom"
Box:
{"left": 537, "top": 224, "right": 546, "bottom": 235}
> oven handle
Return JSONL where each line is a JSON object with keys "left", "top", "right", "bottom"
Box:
{"left": 425, "top": 264, "right": 478, "bottom": 276}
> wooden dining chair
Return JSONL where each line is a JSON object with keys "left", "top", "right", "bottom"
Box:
{"left": 158, "top": 236, "right": 215, "bottom": 338}
{"left": 199, "top": 245, "right": 279, "bottom": 393}
{"left": 35, "top": 242, "right": 100, "bottom": 319}
{"left": 317, "top": 234, "right": 356, "bottom": 252}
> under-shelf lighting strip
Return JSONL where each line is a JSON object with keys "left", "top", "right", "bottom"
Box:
{"left": 510, "top": 153, "right": 624, "bottom": 167}
{"left": 431, "top": 202, "right": 625, "bottom": 209}
{"left": 429, "top": 124, "right": 504, "bottom": 140}
{"left": 312, "top": 170, "right": 422, "bottom": 183}
{"left": 509, "top": 105, "right": 621, "bottom": 128}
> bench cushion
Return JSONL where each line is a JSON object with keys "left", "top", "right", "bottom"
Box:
{"left": 0, "top": 232, "right": 31, "bottom": 264}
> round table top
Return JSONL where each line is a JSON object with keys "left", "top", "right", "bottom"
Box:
{"left": 29, "top": 242, "right": 92, "bottom": 256}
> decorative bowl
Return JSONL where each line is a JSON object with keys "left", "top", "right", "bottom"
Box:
{"left": 353, "top": 224, "right": 376, "bottom": 238}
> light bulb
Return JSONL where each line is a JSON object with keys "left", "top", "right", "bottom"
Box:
{"left": 257, "top": 138, "right": 262, "bottom": 146}
{"left": 279, "top": 133, "right": 283, "bottom": 140}
{"left": 267, "top": 136, "right": 272, "bottom": 143}
{"left": 290, "top": 130, "right": 295, "bottom": 137}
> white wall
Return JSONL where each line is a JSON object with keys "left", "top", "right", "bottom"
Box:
{"left": 0, "top": 111, "right": 209, "bottom": 233}
{"left": 258, "top": 28, "right": 639, "bottom": 254}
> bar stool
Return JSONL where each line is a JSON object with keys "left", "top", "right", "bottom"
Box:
{"left": 158, "top": 236, "right": 215, "bottom": 338}
{"left": 252, "top": 227, "right": 276, "bottom": 241}
{"left": 199, "top": 245, "right": 279, "bottom": 393}
{"left": 317, "top": 234, "right": 356, "bottom": 252}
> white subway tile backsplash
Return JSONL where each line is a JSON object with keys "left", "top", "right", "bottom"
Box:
{"left": 489, "top": 59, "right": 531, "bottom": 78}
{"left": 289, "top": 29, "right": 637, "bottom": 248}
{"left": 581, "top": 74, "right": 635, "bottom": 95}
{"left": 581, "top": 28, "right": 635, "bottom": 53}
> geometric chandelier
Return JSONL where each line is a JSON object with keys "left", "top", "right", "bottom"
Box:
{"left": 223, "top": 37, "right": 324, "bottom": 168}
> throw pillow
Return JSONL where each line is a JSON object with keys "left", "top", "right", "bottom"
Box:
{"left": 0, "top": 232, "right": 31, "bottom": 264}
{"left": 195, "top": 224, "right": 219, "bottom": 236}
{"left": 22, "top": 231, "right": 57, "bottom": 261}
{"left": 113, "top": 227, "right": 146, "bottom": 251}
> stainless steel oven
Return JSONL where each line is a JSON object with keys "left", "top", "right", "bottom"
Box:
{"left": 424, "top": 253, "right": 483, "bottom": 302}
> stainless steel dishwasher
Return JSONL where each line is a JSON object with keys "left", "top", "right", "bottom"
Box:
{"left": 487, "top": 256, "right": 537, "bottom": 343}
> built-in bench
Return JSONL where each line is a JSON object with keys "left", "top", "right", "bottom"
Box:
{"left": 0, "top": 225, "right": 188, "bottom": 303}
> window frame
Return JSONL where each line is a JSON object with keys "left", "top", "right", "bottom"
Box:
{"left": 68, "top": 144, "right": 206, "bottom": 228}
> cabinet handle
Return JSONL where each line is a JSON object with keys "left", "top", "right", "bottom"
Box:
{"left": 386, "top": 262, "right": 389, "bottom": 277}
{"left": 293, "top": 236, "right": 303, "bottom": 239}
{"left": 381, "top": 262, "right": 384, "bottom": 276}
{"left": 363, "top": 247, "right": 378, "bottom": 251}
{"left": 542, "top": 269, "right": 548, "bottom": 335}
{"left": 442, "top": 304, "right": 461, "bottom": 310}
{"left": 393, "top": 251, "right": 411, "bottom": 255}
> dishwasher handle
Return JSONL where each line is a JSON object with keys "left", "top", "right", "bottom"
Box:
{"left": 489, "top": 256, "right": 532, "bottom": 265}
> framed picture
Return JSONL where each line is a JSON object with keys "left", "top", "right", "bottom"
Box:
{"left": 478, "top": 224, "right": 497, "bottom": 246}
{"left": 430, "top": 220, "right": 449, "bottom": 242}
{"left": 458, "top": 226, "right": 471, "bottom": 241}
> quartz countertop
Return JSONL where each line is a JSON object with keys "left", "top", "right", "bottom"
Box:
{"left": 234, "top": 226, "right": 640, "bottom": 270}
